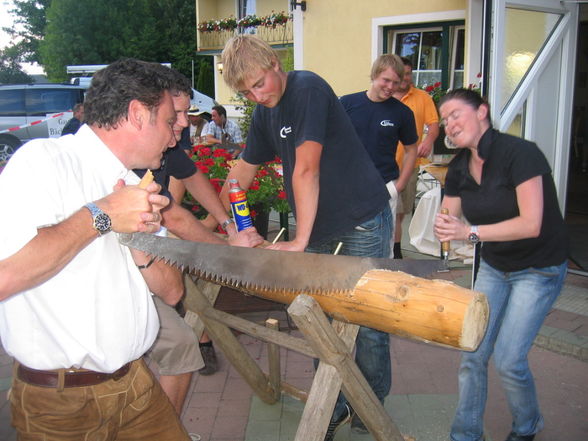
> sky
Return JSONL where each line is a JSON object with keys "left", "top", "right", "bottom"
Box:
{"left": 1, "top": 0, "right": 45, "bottom": 75}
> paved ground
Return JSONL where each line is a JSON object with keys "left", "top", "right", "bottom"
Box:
{"left": 1, "top": 218, "right": 587, "bottom": 441}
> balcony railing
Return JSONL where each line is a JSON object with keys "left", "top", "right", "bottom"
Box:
{"left": 198, "top": 21, "right": 293, "bottom": 52}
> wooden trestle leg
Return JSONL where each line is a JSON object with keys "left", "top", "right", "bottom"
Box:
{"left": 184, "top": 277, "right": 408, "bottom": 441}
{"left": 288, "top": 294, "right": 405, "bottom": 441}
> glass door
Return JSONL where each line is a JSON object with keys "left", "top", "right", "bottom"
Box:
{"left": 488, "top": 0, "right": 579, "bottom": 207}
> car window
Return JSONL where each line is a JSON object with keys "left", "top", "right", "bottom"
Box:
{"left": 25, "top": 89, "right": 83, "bottom": 116}
{"left": 0, "top": 89, "right": 26, "bottom": 116}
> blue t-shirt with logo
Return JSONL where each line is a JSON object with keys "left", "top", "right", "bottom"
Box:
{"left": 242, "top": 70, "right": 389, "bottom": 246}
{"left": 340, "top": 91, "right": 417, "bottom": 183}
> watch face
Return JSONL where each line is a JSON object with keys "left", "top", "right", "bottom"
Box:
{"left": 94, "top": 213, "right": 112, "bottom": 234}
{"left": 468, "top": 233, "right": 480, "bottom": 244}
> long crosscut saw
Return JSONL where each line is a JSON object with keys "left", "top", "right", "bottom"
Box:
{"left": 119, "top": 233, "right": 488, "bottom": 351}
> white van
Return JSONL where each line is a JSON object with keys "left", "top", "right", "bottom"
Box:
{"left": 0, "top": 84, "right": 85, "bottom": 161}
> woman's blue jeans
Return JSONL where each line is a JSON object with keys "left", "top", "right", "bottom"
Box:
{"left": 450, "top": 259, "right": 567, "bottom": 441}
{"left": 306, "top": 206, "right": 392, "bottom": 420}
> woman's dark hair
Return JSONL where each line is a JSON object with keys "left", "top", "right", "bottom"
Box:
{"left": 438, "top": 88, "right": 492, "bottom": 124}
{"left": 84, "top": 58, "right": 172, "bottom": 129}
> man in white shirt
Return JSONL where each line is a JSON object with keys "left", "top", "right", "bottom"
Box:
{"left": 0, "top": 58, "right": 192, "bottom": 440}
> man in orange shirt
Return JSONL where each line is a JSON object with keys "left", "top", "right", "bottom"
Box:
{"left": 393, "top": 57, "right": 440, "bottom": 258}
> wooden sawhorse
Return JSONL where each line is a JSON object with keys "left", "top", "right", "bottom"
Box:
{"left": 184, "top": 277, "right": 410, "bottom": 441}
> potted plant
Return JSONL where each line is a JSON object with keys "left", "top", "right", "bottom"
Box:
{"left": 186, "top": 144, "right": 289, "bottom": 237}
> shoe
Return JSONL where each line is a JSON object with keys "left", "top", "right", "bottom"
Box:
{"left": 350, "top": 413, "right": 369, "bottom": 434}
{"left": 189, "top": 434, "right": 201, "bottom": 441}
{"left": 504, "top": 432, "right": 535, "bottom": 441}
{"left": 198, "top": 344, "right": 218, "bottom": 376}
{"left": 324, "top": 404, "right": 352, "bottom": 441}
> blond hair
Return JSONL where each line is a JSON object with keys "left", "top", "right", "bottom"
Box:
{"left": 370, "top": 54, "right": 405, "bottom": 81}
{"left": 221, "top": 35, "right": 281, "bottom": 91}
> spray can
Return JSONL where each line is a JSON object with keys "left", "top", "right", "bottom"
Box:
{"left": 228, "top": 179, "right": 253, "bottom": 231}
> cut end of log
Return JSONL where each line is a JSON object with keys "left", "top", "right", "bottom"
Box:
{"left": 352, "top": 269, "right": 490, "bottom": 351}
{"left": 460, "top": 291, "right": 489, "bottom": 351}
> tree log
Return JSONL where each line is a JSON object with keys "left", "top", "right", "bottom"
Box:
{"left": 348, "top": 270, "right": 488, "bottom": 351}
{"left": 187, "top": 269, "right": 488, "bottom": 351}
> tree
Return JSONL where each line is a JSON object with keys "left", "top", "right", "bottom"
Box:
{"left": 0, "top": 45, "right": 33, "bottom": 84}
{"left": 3, "top": 0, "right": 51, "bottom": 64}
{"left": 196, "top": 58, "right": 214, "bottom": 98}
{"left": 9, "top": 0, "right": 199, "bottom": 81}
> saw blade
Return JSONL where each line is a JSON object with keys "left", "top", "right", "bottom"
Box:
{"left": 119, "top": 233, "right": 443, "bottom": 295}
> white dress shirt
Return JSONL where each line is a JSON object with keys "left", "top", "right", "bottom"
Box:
{"left": 0, "top": 125, "right": 159, "bottom": 373}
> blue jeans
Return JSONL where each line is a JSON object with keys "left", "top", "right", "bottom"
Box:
{"left": 450, "top": 259, "right": 567, "bottom": 441}
{"left": 307, "top": 206, "right": 392, "bottom": 420}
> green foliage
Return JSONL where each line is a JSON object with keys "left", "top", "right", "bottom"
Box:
{"left": 0, "top": 45, "right": 33, "bottom": 84}
{"left": 233, "top": 93, "right": 256, "bottom": 139}
{"left": 282, "top": 47, "right": 294, "bottom": 72}
{"left": 26, "top": 0, "right": 197, "bottom": 81}
{"left": 196, "top": 58, "right": 214, "bottom": 98}
{"left": 4, "top": 0, "right": 51, "bottom": 64}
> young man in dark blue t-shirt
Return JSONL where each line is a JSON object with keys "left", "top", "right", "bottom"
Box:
{"left": 218, "top": 35, "right": 393, "bottom": 441}
{"left": 341, "top": 54, "right": 419, "bottom": 261}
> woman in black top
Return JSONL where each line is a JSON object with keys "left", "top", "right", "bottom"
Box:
{"left": 434, "top": 89, "right": 568, "bottom": 441}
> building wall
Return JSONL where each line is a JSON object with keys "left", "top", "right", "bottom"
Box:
{"left": 301, "top": 0, "right": 466, "bottom": 96}
{"left": 197, "top": 0, "right": 287, "bottom": 22}
{"left": 257, "top": 0, "right": 289, "bottom": 16}
{"left": 209, "top": 0, "right": 467, "bottom": 107}
{"left": 197, "top": 0, "right": 236, "bottom": 22}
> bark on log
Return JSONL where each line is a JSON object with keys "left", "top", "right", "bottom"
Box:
{"left": 349, "top": 270, "right": 488, "bottom": 351}
{"left": 188, "top": 269, "right": 488, "bottom": 351}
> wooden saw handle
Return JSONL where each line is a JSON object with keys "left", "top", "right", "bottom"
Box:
{"left": 441, "top": 208, "right": 450, "bottom": 255}
{"left": 138, "top": 170, "right": 154, "bottom": 189}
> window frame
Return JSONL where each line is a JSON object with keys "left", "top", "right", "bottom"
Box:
{"left": 383, "top": 20, "right": 465, "bottom": 90}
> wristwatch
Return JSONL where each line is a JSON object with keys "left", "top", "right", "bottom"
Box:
{"left": 467, "top": 225, "right": 480, "bottom": 244}
{"left": 84, "top": 202, "right": 112, "bottom": 236}
{"left": 221, "top": 218, "right": 235, "bottom": 230}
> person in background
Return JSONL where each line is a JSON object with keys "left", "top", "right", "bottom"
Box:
{"left": 202, "top": 105, "right": 243, "bottom": 157}
{"left": 188, "top": 106, "right": 209, "bottom": 144}
{"left": 61, "top": 102, "right": 84, "bottom": 135}
{"left": 219, "top": 34, "right": 392, "bottom": 441}
{"left": 339, "top": 53, "right": 417, "bottom": 433}
{"left": 392, "top": 57, "right": 439, "bottom": 258}
{"left": 341, "top": 54, "right": 418, "bottom": 263}
{"left": 0, "top": 58, "right": 191, "bottom": 440}
{"left": 434, "top": 88, "right": 568, "bottom": 441}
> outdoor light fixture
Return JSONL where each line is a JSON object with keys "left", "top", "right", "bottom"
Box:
{"left": 290, "top": 0, "right": 306, "bottom": 11}
{"left": 217, "top": 62, "right": 223, "bottom": 75}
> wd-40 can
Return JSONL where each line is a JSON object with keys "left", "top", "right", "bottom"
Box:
{"left": 228, "top": 179, "right": 253, "bottom": 231}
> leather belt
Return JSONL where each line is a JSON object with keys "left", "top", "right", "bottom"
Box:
{"left": 17, "top": 362, "right": 131, "bottom": 388}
